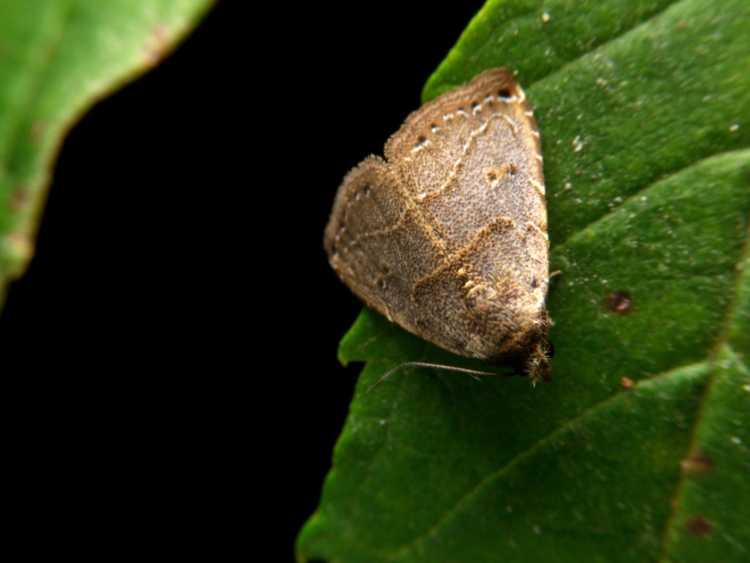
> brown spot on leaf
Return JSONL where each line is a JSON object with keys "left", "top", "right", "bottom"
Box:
{"left": 681, "top": 453, "right": 714, "bottom": 475}
{"left": 605, "top": 291, "right": 632, "bottom": 314}
{"left": 9, "top": 187, "right": 29, "bottom": 211}
{"left": 620, "top": 376, "right": 635, "bottom": 389}
{"left": 144, "top": 24, "right": 170, "bottom": 66}
{"left": 686, "top": 515, "right": 713, "bottom": 536}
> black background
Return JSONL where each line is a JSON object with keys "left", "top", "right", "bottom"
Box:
{"left": 0, "top": 1, "right": 485, "bottom": 558}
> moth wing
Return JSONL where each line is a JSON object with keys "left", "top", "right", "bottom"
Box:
{"left": 384, "top": 68, "right": 545, "bottom": 251}
{"left": 325, "top": 69, "right": 550, "bottom": 376}
{"left": 384, "top": 68, "right": 549, "bottom": 360}
{"left": 324, "top": 156, "right": 445, "bottom": 329}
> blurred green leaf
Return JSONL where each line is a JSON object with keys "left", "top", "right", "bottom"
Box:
{"left": 0, "top": 0, "right": 212, "bottom": 308}
{"left": 299, "top": 0, "right": 750, "bottom": 561}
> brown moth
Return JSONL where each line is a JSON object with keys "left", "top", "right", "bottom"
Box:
{"left": 324, "top": 68, "right": 551, "bottom": 382}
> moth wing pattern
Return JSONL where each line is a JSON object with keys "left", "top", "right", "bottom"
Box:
{"left": 325, "top": 68, "right": 552, "bottom": 381}
{"left": 324, "top": 156, "right": 444, "bottom": 329}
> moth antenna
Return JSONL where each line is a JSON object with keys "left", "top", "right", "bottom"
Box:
{"left": 366, "top": 361, "right": 502, "bottom": 393}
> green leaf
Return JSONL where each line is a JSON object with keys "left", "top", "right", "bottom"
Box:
{"left": 299, "top": 0, "right": 750, "bottom": 562}
{"left": 0, "top": 0, "right": 212, "bottom": 308}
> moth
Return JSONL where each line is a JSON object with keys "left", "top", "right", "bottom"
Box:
{"left": 324, "top": 68, "right": 551, "bottom": 383}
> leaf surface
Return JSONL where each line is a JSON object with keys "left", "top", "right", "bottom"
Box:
{"left": 299, "top": 1, "right": 750, "bottom": 561}
{"left": 0, "top": 0, "right": 212, "bottom": 307}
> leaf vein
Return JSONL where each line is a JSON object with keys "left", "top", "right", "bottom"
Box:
{"left": 431, "top": 0, "right": 682, "bottom": 101}
{"left": 386, "top": 360, "right": 708, "bottom": 561}
{"left": 526, "top": 0, "right": 683, "bottom": 90}
{"left": 654, "top": 219, "right": 750, "bottom": 563}
{"left": 551, "top": 148, "right": 750, "bottom": 252}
